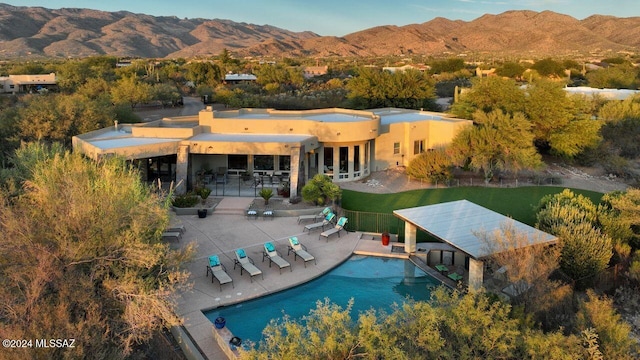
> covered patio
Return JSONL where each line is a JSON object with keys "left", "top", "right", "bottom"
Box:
{"left": 393, "top": 200, "right": 557, "bottom": 291}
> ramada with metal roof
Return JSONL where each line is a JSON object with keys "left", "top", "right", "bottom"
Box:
{"left": 394, "top": 200, "right": 557, "bottom": 291}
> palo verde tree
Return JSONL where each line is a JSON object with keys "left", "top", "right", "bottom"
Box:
{"left": 239, "top": 288, "right": 590, "bottom": 360}
{"left": 449, "top": 109, "right": 542, "bottom": 183}
{"left": 346, "top": 67, "right": 436, "bottom": 110}
{"left": 0, "top": 144, "right": 194, "bottom": 359}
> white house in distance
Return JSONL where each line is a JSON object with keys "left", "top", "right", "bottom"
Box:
{"left": 72, "top": 107, "right": 471, "bottom": 197}
{"left": 563, "top": 86, "right": 640, "bottom": 100}
{"left": 0, "top": 73, "right": 57, "bottom": 94}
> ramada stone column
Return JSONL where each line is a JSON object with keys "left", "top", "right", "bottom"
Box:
{"left": 289, "top": 146, "right": 301, "bottom": 198}
{"left": 404, "top": 222, "right": 417, "bottom": 253}
{"left": 468, "top": 258, "right": 484, "bottom": 292}
{"left": 175, "top": 145, "right": 189, "bottom": 195}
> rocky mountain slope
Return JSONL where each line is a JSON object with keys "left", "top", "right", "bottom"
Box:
{"left": 0, "top": 4, "right": 638, "bottom": 59}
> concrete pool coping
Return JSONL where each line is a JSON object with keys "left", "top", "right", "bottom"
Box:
{"left": 169, "top": 197, "right": 458, "bottom": 360}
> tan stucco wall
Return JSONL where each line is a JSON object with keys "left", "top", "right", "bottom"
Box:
{"left": 373, "top": 118, "right": 471, "bottom": 171}
{"left": 199, "top": 108, "right": 380, "bottom": 143}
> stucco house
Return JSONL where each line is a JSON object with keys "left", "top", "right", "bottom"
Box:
{"left": 72, "top": 107, "right": 471, "bottom": 196}
{"left": 0, "top": 73, "right": 57, "bottom": 94}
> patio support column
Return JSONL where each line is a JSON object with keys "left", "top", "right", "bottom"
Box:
{"left": 404, "top": 222, "right": 417, "bottom": 253}
{"left": 318, "top": 147, "right": 325, "bottom": 175}
{"left": 289, "top": 146, "right": 300, "bottom": 198}
{"left": 468, "top": 258, "right": 484, "bottom": 292}
{"left": 175, "top": 145, "right": 189, "bottom": 195}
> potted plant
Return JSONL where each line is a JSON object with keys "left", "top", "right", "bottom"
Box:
{"left": 381, "top": 231, "right": 390, "bottom": 246}
{"left": 277, "top": 181, "right": 290, "bottom": 197}
{"left": 259, "top": 188, "right": 273, "bottom": 205}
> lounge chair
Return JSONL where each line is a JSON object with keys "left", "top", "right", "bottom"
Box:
{"left": 206, "top": 255, "right": 233, "bottom": 291}
{"left": 297, "top": 207, "right": 331, "bottom": 224}
{"left": 304, "top": 212, "right": 335, "bottom": 233}
{"left": 262, "top": 242, "right": 291, "bottom": 273}
{"left": 435, "top": 264, "right": 449, "bottom": 274}
{"left": 319, "top": 217, "right": 348, "bottom": 241}
{"left": 233, "top": 248, "right": 263, "bottom": 282}
{"left": 287, "top": 237, "right": 316, "bottom": 267}
{"left": 162, "top": 231, "right": 182, "bottom": 242}
{"left": 167, "top": 224, "right": 186, "bottom": 234}
{"left": 447, "top": 272, "right": 463, "bottom": 283}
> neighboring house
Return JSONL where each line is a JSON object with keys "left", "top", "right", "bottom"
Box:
{"left": 303, "top": 66, "right": 328, "bottom": 78}
{"left": 563, "top": 86, "right": 640, "bottom": 100}
{"left": 475, "top": 67, "right": 496, "bottom": 77}
{"left": 73, "top": 107, "right": 471, "bottom": 196}
{"left": 0, "top": 73, "right": 57, "bottom": 94}
{"left": 224, "top": 73, "right": 257, "bottom": 84}
{"left": 382, "top": 64, "right": 430, "bottom": 73}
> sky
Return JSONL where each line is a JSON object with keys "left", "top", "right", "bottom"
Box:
{"left": 5, "top": 0, "right": 640, "bottom": 36}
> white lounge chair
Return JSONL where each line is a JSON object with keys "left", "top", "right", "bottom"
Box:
{"left": 233, "top": 248, "right": 263, "bottom": 282}
{"left": 262, "top": 242, "right": 291, "bottom": 274}
{"left": 304, "top": 212, "right": 335, "bottom": 233}
{"left": 320, "top": 217, "right": 348, "bottom": 241}
{"left": 297, "top": 207, "right": 331, "bottom": 224}
{"left": 206, "top": 255, "right": 233, "bottom": 291}
{"left": 287, "top": 237, "right": 316, "bottom": 267}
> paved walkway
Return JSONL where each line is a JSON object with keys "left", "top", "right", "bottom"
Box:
{"left": 171, "top": 197, "right": 372, "bottom": 359}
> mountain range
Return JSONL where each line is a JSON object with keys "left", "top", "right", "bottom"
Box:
{"left": 1, "top": 3, "right": 639, "bottom": 59}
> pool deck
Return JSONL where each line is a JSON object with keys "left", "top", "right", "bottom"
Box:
{"left": 170, "top": 197, "right": 457, "bottom": 360}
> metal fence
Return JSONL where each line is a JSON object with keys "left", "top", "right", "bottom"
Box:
{"left": 407, "top": 175, "right": 564, "bottom": 188}
{"left": 341, "top": 209, "right": 405, "bottom": 239}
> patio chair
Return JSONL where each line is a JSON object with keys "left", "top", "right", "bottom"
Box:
{"left": 262, "top": 242, "right": 291, "bottom": 274}
{"left": 304, "top": 212, "right": 335, "bottom": 233}
{"left": 206, "top": 255, "right": 234, "bottom": 291}
{"left": 297, "top": 207, "right": 331, "bottom": 224}
{"left": 319, "top": 216, "right": 348, "bottom": 241}
{"left": 233, "top": 248, "right": 263, "bottom": 282}
{"left": 246, "top": 204, "right": 258, "bottom": 219}
{"left": 262, "top": 206, "right": 274, "bottom": 220}
{"left": 215, "top": 172, "right": 227, "bottom": 184}
{"left": 287, "top": 237, "right": 316, "bottom": 267}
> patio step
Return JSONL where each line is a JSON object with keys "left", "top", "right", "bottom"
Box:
{"left": 210, "top": 197, "right": 255, "bottom": 216}
{"left": 212, "top": 207, "right": 246, "bottom": 216}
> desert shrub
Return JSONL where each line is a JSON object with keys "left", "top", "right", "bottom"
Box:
{"left": 172, "top": 192, "right": 200, "bottom": 207}
{"left": 301, "top": 174, "right": 341, "bottom": 206}
{"left": 406, "top": 147, "right": 453, "bottom": 183}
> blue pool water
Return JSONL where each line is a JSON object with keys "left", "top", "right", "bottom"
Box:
{"left": 204, "top": 255, "right": 439, "bottom": 345}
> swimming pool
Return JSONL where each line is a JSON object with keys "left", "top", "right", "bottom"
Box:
{"left": 204, "top": 255, "right": 439, "bottom": 345}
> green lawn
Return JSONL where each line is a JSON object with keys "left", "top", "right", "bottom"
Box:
{"left": 341, "top": 186, "right": 604, "bottom": 226}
